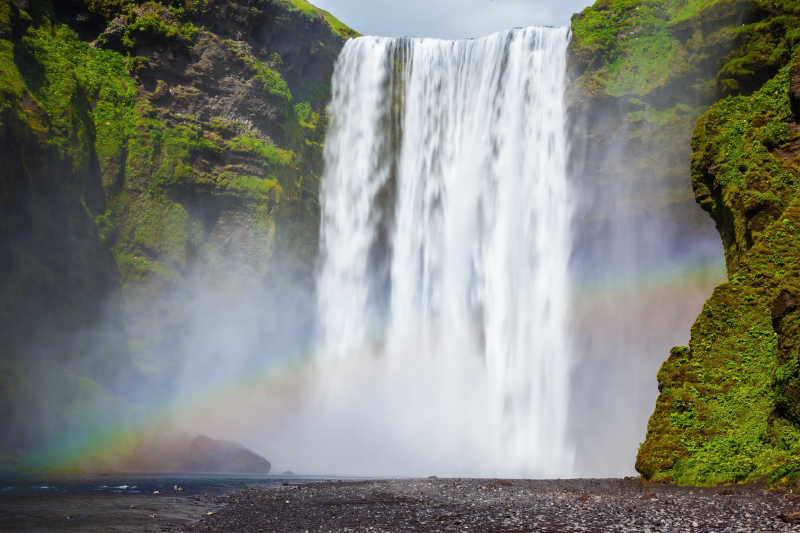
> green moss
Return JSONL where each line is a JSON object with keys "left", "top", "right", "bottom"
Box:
{"left": 1, "top": 17, "right": 140, "bottom": 194}
{"left": 226, "top": 175, "right": 282, "bottom": 202}
{"left": 637, "top": 53, "right": 800, "bottom": 486}
{"left": 716, "top": 15, "right": 800, "bottom": 94}
{"left": 254, "top": 61, "right": 291, "bottom": 102}
{"left": 151, "top": 123, "right": 220, "bottom": 190}
{"left": 14, "top": 25, "right": 95, "bottom": 170}
{"left": 0, "top": 0, "right": 31, "bottom": 40}
{"left": 691, "top": 67, "right": 796, "bottom": 270}
{"left": 277, "top": 0, "right": 359, "bottom": 39}
{"left": 0, "top": 0, "right": 344, "bottom": 470}
{"left": 294, "top": 100, "right": 312, "bottom": 124}
{"left": 571, "top": 0, "right": 800, "bottom": 99}
{"left": 221, "top": 39, "right": 292, "bottom": 105}
{"left": 85, "top": 0, "right": 134, "bottom": 19}
{"left": 122, "top": 2, "right": 199, "bottom": 47}
{"left": 570, "top": 0, "right": 679, "bottom": 96}
{"left": 228, "top": 134, "right": 293, "bottom": 166}
{"left": 93, "top": 209, "right": 115, "bottom": 243}
{"left": 605, "top": 30, "right": 676, "bottom": 96}
{"left": 115, "top": 192, "right": 204, "bottom": 275}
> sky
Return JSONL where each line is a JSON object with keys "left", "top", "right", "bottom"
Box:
{"left": 310, "top": 0, "right": 596, "bottom": 39}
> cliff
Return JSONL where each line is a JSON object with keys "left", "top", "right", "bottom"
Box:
{"left": 570, "top": 0, "right": 800, "bottom": 485}
{"left": 0, "top": 0, "right": 354, "bottom": 467}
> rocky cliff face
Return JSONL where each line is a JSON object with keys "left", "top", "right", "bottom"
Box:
{"left": 570, "top": 0, "right": 800, "bottom": 485}
{"left": 637, "top": 45, "right": 800, "bottom": 486}
{"left": 568, "top": 0, "right": 798, "bottom": 245}
{"left": 0, "top": 0, "right": 353, "bottom": 467}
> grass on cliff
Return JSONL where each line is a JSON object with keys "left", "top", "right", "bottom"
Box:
{"left": 571, "top": 0, "right": 800, "bottom": 99}
{"left": 636, "top": 54, "right": 800, "bottom": 486}
{"left": 278, "top": 0, "right": 358, "bottom": 39}
{"left": 12, "top": 23, "right": 139, "bottom": 172}
{"left": 3, "top": 4, "right": 312, "bottom": 286}
{"left": 121, "top": 2, "right": 200, "bottom": 47}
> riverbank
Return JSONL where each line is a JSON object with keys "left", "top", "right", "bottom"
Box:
{"left": 188, "top": 478, "right": 800, "bottom": 532}
{"left": 0, "top": 492, "right": 221, "bottom": 532}
{"left": 0, "top": 474, "right": 316, "bottom": 532}
{"left": 2, "top": 477, "right": 799, "bottom": 532}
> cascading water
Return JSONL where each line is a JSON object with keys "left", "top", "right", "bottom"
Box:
{"left": 314, "top": 27, "right": 574, "bottom": 476}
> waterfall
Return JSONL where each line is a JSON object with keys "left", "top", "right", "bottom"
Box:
{"left": 315, "top": 27, "right": 574, "bottom": 476}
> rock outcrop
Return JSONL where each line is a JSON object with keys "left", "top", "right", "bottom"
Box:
{"left": 74, "top": 433, "right": 271, "bottom": 473}
{"left": 570, "top": 0, "right": 800, "bottom": 485}
{"left": 636, "top": 41, "right": 800, "bottom": 486}
{"left": 0, "top": 0, "right": 354, "bottom": 467}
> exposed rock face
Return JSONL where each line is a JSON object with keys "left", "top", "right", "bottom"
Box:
{"left": 576, "top": 0, "right": 800, "bottom": 485}
{"left": 0, "top": 0, "right": 354, "bottom": 467}
{"left": 566, "top": 0, "right": 793, "bottom": 477}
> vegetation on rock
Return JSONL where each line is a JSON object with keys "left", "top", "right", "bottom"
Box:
{"left": 636, "top": 51, "right": 800, "bottom": 487}
{"left": 569, "top": 0, "right": 800, "bottom": 240}
{"left": 0, "top": 0, "right": 353, "bottom": 468}
{"left": 571, "top": 0, "right": 800, "bottom": 486}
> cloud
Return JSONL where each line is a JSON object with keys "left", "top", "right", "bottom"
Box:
{"left": 311, "top": 0, "right": 595, "bottom": 39}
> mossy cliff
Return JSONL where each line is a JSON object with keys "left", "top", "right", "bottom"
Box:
{"left": 0, "top": 0, "right": 353, "bottom": 465}
{"left": 571, "top": 0, "right": 800, "bottom": 485}
{"left": 569, "top": 0, "right": 799, "bottom": 238}
{"left": 636, "top": 51, "right": 800, "bottom": 485}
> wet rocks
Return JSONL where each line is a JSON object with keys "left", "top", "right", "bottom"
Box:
{"left": 182, "top": 435, "right": 270, "bottom": 474}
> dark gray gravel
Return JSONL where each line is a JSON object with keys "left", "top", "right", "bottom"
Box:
{"left": 188, "top": 477, "right": 800, "bottom": 532}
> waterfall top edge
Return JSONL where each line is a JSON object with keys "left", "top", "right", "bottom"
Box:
{"left": 349, "top": 25, "right": 568, "bottom": 44}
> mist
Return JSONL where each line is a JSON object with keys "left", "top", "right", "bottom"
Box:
{"left": 565, "top": 89, "right": 726, "bottom": 475}
{"left": 1, "top": 16, "right": 729, "bottom": 481}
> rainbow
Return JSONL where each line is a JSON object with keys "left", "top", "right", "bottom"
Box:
{"left": 24, "top": 257, "right": 725, "bottom": 474}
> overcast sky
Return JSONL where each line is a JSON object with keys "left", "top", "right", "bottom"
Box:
{"left": 311, "top": 0, "right": 595, "bottom": 39}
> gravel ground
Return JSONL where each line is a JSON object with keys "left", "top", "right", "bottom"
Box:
{"left": 0, "top": 492, "right": 225, "bottom": 532}
{"left": 188, "top": 477, "right": 800, "bottom": 532}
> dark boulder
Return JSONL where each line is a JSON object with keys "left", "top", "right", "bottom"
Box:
{"left": 180, "top": 435, "right": 271, "bottom": 474}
